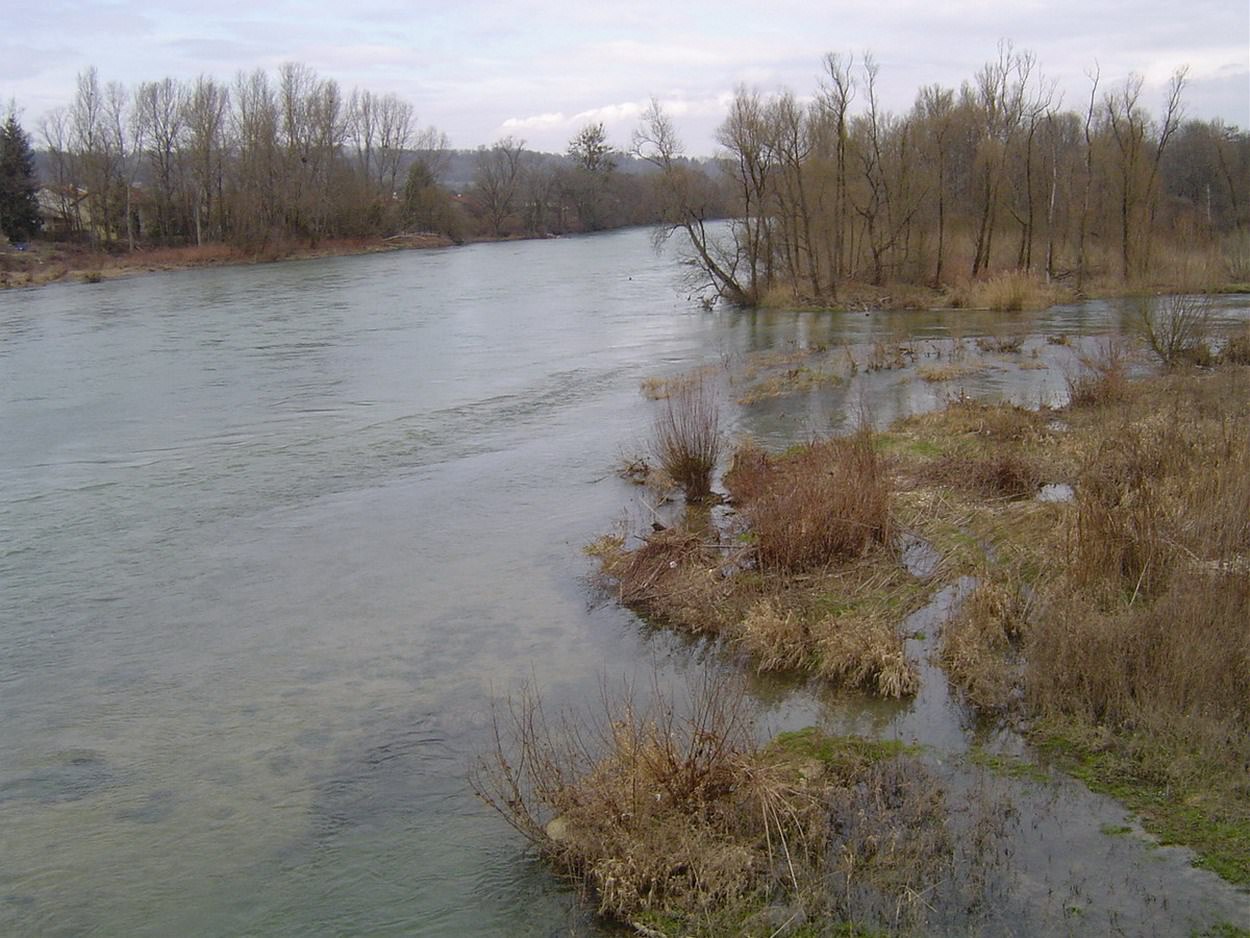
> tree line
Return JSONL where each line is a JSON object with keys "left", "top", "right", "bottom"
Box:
{"left": 8, "top": 64, "right": 706, "bottom": 251}
{"left": 637, "top": 44, "right": 1249, "bottom": 303}
{"left": 6, "top": 47, "right": 1246, "bottom": 302}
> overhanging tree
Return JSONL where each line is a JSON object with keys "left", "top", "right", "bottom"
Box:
{"left": 0, "top": 111, "right": 43, "bottom": 241}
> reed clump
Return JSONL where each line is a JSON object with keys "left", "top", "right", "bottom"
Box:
{"left": 652, "top": 374, "right": 721, "bottom": 503}
{"left": 941, "top": 578, "right": 1030, "bottom": 711}
{"left": 1221, "top": 321, "right": 1250, "bottom": 365}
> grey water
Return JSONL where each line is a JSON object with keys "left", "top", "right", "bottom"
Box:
{"left": 2, "top": 228, "right": 1247, "bottom": 935}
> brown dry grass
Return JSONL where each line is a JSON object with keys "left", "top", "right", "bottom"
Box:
{"left": 947, "top": 271, "right": 1063, "bottom": 311}
{"left": 924, "top": 451, "right": 1042, "bottom": 500}
{"left": 473, "top": 670, "right": 959, "bottom": 934}
{"left": 1222, "top": 320, "right": 1250, "bottom": 365}
{"left": 941, "top": 577, "right": 1030, "bottom": 711}
{"left": 727, "top": 429, "right": 892, "bottom": 574}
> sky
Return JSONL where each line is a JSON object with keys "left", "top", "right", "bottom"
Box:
{"left": 3, "top": 0, "right": 1248, "bottom": 155}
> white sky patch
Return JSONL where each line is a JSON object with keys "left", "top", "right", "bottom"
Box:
{"left": 501, "top": 112, "right": 568, "bottom": 130}
{"left": 1, "top": 0, "right": 1245, "bottom": 152}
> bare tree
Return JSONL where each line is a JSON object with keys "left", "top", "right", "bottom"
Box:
{"left": 184, "top": 75, "right": 230, "bottom": 245}
{"left": 473, "top": 135, "right": 526, "bottom": 237}
{"left": 1105, "top": 68, "right": 1186, "bottom": 280}
{"left": 133, "top": 78, "right": 187, "bottom": 244}
{"left": 634, "top": 97, "right": 747, "bottom": 304}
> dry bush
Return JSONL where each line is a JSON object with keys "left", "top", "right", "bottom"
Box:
{"left": 1221, "top": 229, "right": 1250, "bottom": 281}
{"left": 722, "top": 438, "right": 771, "bottom": 505}
{"left": 728, "top": 429, "right": 892, "bottom": 574}
{"left": 1035, "top": 369, "right": 1250, "bottom": 737}
{"left": 1066, "top": 337, "right": 1131, "bottom": 407}
{"left": 1067, "top": 409, "right": 1208, "bottom": 598}
{"left": 1071, "top": 452, "right": 1175, "bottom": 600}
{"left": 471, "top": 671, "right": 832, "bottom": 928}
{"left": 975, "top": 332, "right": 1024, "bottom": 354}
{"left": 652, "top": 374, "right": 721, "bottom": 503}
{"left": 818, "top": 617, "right": 918, "bottom": 698}
{"left": 941, "top": 580, "right": 1029, "bottom": 711}
{"left": 639, "top": 376, "right": 671, "bottom": 400}
{"left": 586, "top": 530, "right": 733, "bottom": 634}
{"left": 1137, "top": 294, "right": 1213, "bottom": 367}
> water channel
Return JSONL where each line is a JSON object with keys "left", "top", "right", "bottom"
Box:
{"left": 2, "top": 227, "right": 1248, "bottom": 935}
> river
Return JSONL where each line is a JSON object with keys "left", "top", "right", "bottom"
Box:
{"left": 2, "top": 227, "right": 1247, "bottom": 935}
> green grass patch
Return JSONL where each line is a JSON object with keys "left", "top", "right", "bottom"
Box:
{"left": 966, "top": 745, "right": 1050, "bottom": 783}
{"left": 1194, "top": 925, "right": 1250, "bottom": 938}
{"left": 768, "top": 727, "right": 917, "bottom": 769}
{"left": 1099, "top": 823, "right": 1134, "bottom": 837}
{"left": 876, "top": 433, "right": 945, "bottom": 459}
{"left": 1036, "top": 726, "right": 1250, "bottom": 886}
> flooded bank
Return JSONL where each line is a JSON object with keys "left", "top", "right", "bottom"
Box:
{"left": 1, "top": 227, "right": 1247, "bottom": 934}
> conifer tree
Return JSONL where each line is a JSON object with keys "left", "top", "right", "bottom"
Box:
{"left": 0, "top": 111, "right": 43, "bottom": 241}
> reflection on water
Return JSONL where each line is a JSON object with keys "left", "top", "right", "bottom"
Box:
{"left": 1, "top": 232, "right": 1247, "bottom": 935}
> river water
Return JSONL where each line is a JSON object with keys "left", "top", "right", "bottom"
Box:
{"left": 2, "top": 228, "right": 1247, "bottom": 935}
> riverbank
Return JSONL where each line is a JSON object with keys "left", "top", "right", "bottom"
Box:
{"left": 0, "top": 233, "right": 460, "bottom": 288}
{"left": 543, "top": 330, "right": 1250, "bottom": 933}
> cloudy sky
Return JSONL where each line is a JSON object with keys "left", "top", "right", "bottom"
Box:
{"left": 3, "top": 0, "right": 1247, "bottom": 154}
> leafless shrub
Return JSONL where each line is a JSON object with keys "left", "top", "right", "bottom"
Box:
{"left": 1137, "top": 294, "right": 1213, "bottom": 367}
{"left": 652, "top": 374, "right": 721, "bottom": 503}
{"left": 471, "top": 670, "right": 829, "bottom": 928}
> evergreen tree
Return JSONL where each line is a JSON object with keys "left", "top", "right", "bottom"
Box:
{"left": 0, "top": 112, "right": 43, "bottom": 242}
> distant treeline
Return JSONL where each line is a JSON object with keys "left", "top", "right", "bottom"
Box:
{"left": 635, "top": 45, "right": 1250, "bottom": 303}
{"left": 12, "top": 49, "right": 1250, "bottom": 300}
{"left": 23, "top": 64, "right": 716, "bottom": 251}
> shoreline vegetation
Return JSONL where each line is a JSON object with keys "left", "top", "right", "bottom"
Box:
{"left": 478, "top": 309, "right": 1250, "bottom": 935}
{"left": 5, "top": 232, "right": 1249, "bottom": 303}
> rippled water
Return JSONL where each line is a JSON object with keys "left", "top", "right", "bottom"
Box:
{"left": 2, "top": 230, "right": 1247, "bottom": 935}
